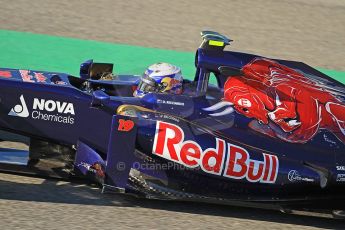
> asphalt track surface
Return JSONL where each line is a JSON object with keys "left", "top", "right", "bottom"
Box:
{"left": 0, "top": 0, "right": 345, "bottom": 229}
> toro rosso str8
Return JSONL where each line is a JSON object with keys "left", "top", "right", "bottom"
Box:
{"left": 0, "top": 31, "right": 345, "bottom": 217}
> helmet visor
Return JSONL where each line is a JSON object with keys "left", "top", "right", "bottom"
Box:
{"left": 137, "top": 75, "right": 157, "bottom": 94}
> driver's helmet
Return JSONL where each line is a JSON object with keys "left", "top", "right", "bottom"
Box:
{"left": 133, "top": 62, "right": 183, "bottom": 98}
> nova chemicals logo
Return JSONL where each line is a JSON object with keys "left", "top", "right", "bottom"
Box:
{"left": 8, "top": 95, "right": 75, "bottom": 125}
{"left": 8, "top": 95, "right": 29, "bottom": 117}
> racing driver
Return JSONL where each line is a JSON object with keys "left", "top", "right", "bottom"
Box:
{"left": 133, "top": 62, "right": 183, "bottom": 97}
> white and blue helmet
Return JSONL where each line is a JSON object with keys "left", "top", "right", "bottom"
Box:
{"left": 134, "top": 63, "right": 183, "bottom": 98}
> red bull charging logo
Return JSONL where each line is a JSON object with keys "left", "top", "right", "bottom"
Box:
{"left": 153, "top": 121, "right": 279, "bottom": 184}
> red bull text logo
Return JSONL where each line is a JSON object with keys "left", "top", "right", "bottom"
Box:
{"left": 153, "top": 121, "right": 279, "bottom": 183}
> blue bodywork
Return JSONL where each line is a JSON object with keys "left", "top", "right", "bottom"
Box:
{"left": 0, "top": 31, "right": 344, "bottom": 213}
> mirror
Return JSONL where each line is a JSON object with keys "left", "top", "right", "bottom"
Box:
{"left": 91, "top": 90, "right": 110, "bottom": 106}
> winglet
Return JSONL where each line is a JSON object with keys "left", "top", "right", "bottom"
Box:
{"left": 218, "top": 66, "right": 243, "bottom": 76}
{"left": 200, "top": 31, "right": 233, "bottom": 51}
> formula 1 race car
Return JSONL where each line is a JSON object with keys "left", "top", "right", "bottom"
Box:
{"left": 1, "top": 31, "right": 345, "bottom": 218}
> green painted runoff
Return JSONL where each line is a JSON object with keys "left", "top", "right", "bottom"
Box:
{"left": 0, "top": 30, "right": 344, "bottom": 84}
